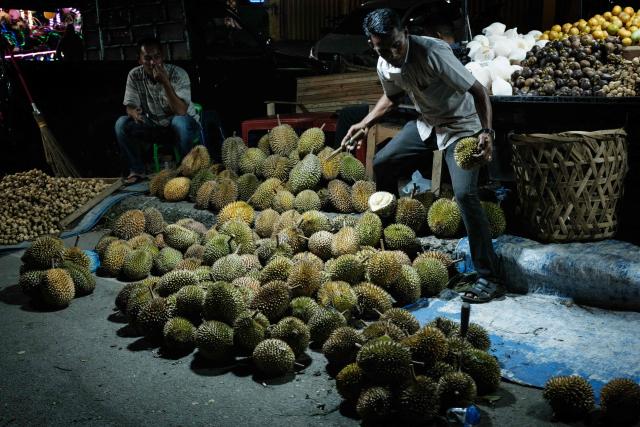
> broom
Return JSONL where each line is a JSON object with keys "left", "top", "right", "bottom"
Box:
{"left": 6, "top": 50, "right": 79, "bottom": 177}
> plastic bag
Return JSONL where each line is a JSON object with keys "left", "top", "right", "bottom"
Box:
{"left": 400, "top": 170, "right": 431, "bottom": 196}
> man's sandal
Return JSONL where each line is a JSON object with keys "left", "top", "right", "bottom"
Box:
{"left": 460, "top": 278, "right": 505, "bottom": 304}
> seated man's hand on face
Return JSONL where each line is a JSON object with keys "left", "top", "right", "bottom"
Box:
{"left": 152, "top": 64, "right": 170, "bottom": 85}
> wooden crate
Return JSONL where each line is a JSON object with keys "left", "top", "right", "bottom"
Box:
{"left": 59, "top": 178, "right": 124, "bottom": 229}
{"left": 295, "top": 71, "right": 382, "bottom": 113}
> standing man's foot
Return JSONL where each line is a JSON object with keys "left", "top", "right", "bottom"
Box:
{"left": 460, "top": 277, "right": 506, "bottom": 304}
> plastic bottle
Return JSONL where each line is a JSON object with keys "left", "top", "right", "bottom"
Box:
{"left": 446, "top": 405, "right": 481, "bottom": 426}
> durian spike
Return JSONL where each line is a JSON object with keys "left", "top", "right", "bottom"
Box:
{"left": 354, "top": 342, "right": 363, "bottom": 349}
{"left": 373, "top": 308, "right": 385, "bottom": 319}
{"left": 412, "top": 360, "right": 425, "bottom": 367}
{"left": 294, "top": 362, "right": 305, "bottom": 369}
{"left": 320, "top": 123, "right": 326, "bottom": 131}
{"left": 277, "top": 114, "right": 281, "bottom": 127}
{"left": 379, "top": 239, "right": 385, "bottom": 250}
{"left": 148, "top": 284, "right": 159, "bottom": 299}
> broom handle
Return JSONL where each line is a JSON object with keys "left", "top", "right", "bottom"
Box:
{"left": 4, "top": 48, "right": 40, "bottom": 113}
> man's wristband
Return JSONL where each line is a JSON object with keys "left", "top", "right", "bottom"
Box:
{"left": 480, "top": 128, "right": 495, "bottom": 139}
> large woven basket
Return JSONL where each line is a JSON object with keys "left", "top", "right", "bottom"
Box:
{"left": 510, "top": 129, "right": 628, "bottom": 242}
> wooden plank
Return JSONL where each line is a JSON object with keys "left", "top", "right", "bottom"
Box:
{"left": 59, "top": 178, "right": 124, "bottom": 228}
{"left": 431, "top": 151, "right": 443, "bottom": 196}
{"left": 366, "top": 127, "right": 377, "bottom": 180}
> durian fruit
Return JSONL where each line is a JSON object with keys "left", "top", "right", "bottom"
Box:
{"left": 275, "top": 227, "right": 306, "bottom": 254}
{"left": 327, "top": 254, "right": 364, "bottom": 285}
{"left": 230, "top": 310, "right": 266, "bottom": 351}
{"left": 362, "top": 321, "right": 407, "bottom": 342}
{"left": 257, "top": 133, "right": 271, "bottom": 155}
{"left": 101, "top": 240, "right": 132, "bottom": 277}
{"left": 239, "top": 147, "right": 267, "bottom": 175}
{"left": 40, "top": 268, "right": 75, "bottom": 307}
{"left": 427, "top": 317, "right": 460, "bottom": 338}
{"left": 414, "top": 190, "right": 436, "bottom": 212}
{"left": 290, "top": 296, "right": 319, "bottom": 323}
{"left": 209, "top": 178, "right": 238, "bottom": 212}
{"left": 543, "top": 376, "right": 595, "bottom": 421}
{"left": 331, "top": 226, "right": 360, "bottom": 257}
{"left": 217, "top": 201, "right": 255, "bottom": 227}
{"left": 425, "top": 361, "right": 456, "bottom": 382}
{"left": 339, "top": 154, "right": 366, "bottom": 183}
{"left": 287, "top": 260, "right": 323, "bottom": 298}
{"left": 383, "top": 223, "right": 418, "bottom": 253}
{"left": 355, "top": 212, "right": 382, "bottom": 247}
{"left": 396, "top": 197, "right": 427, "bottom": 234}
{"left": 195, "top": 180, "right": 216, "bottom": 209}
{"left": 115, "top": 280, "right": 149, "bottom": 313}
{"left": 174, "top": 255, "right": 201, "bottom": 271}
{"left": 428, "top": 198, "right": 462, "bottom": 237}
{"left": 255, "top": 238, "right": 293, "bottom": 265}
{"left": 271, "top": 209, "right": 301, "bottom": 236}
{"left": 163, "top": 317, "right": 196, "bottom": 353}
{"left": 389, "top": 265, "right": 421, "bottom": 306}
{"left": 217, "top": 169, "right": 238, "bottom": 181}
{"left": 126, "top": 285, "right": 154, "bottom": 323}
{"left": 298, "top": 126, "right": 325, "bottom": 156}
{"left": 351, "top": 180, "right": 376, "bottom": 213}
{"left": 236, "top": 173, "right": 260, "bottom": 202}
{"left": 293, "top": 190, "right": 321, "bottom": 213}
{"left": 163, "top": 177, "right": 191, "bottom": 202}
{"left": 254, "top": 209, "right": 280, "bottom": 238}
{"left": 317, "top": 281, "right": 358, "bottom": 313}
{"left": 288, "top": 154, "right": 322, "bottom": 194}
{"left": 195, "top": 320, "right": 235, "bottom": 363}
{"left": 322, "top": 327, "right": 364, "bottom": 367}
{"left": 330, "top": 214, "right": 359, "bottom": 232}
{"left": 136, "top": 297, "right": 171, "bottom": 339}
{"left": 308, "top": 307, "right": 347, "bottom": 345}
{"left": 444, "top": 336, "right": 474, "bottom": 365}
{"left": 353, "top": 282, "right": 393, "bottom": 319}
{"left": 184, "top": 243, "right": 205, "bottom": 260}
{"left": 232, "top": 277, "right": 261, "bottom": 304}
{"left": 202, "top": 281, "right": 247, "bottom": 324}
{"left": 188, "top": 169, "right": 216, "bottom": 202}
{"left": 466, "top": 323, "right": 491, "bottom": 351}
{"left": 482, "top": 201, "right": 507, "bottom": 238}
{"left": 249, "top": 178, "right": 283, "bottom": 210}
{"left": 178, "top": 145, "right": 211, "bottom": 177}
{"left": 127, "top": 233, "right": 155, "bottom": 251}
{"left": 220, "top": 219, "right": 256, "bottom": 255}
{"left": 260, "top": 256, "right": 293, "bottom": 283}
{"left": 292, "top": 252, "right": 324, "bottom": 271}
{"left": 210, "top": 251, "right": 250, "bottom": 282}
{"left": 402, "top": 326, "right": 448, "bottom": 368}
{"left": 356, "top": 387, "right": 393, "bottom": 421}
{"left": 149, "top": 169, "right": 177, "bottom": 198}
{"left": 95, "top": 235, "right": 118, "bottom": 260}
{"left": 163, "top": 224, "right": 198, "bottom": 252}
{"left": 202, "top": 234, "right": 232, "bottom": 266}
{"left": 414, "top": 251, "right": 455, "bottom": 270}
{"left": 317, "top": 187, "right": 331, "bottom": 210}
{"left": 366, "top": 251, "right": 401, "bottom": 287}
{"left": 413, "top": 257, "right": 449, "bottom": 297}
{"left": 600, "top": 378, "right": 640, "bottom": 426}
{"left": 19, "top": 270, "right": 44, "bottom": 298}
{"left": 269, "top": 316, "right": 310, "bottom": 356}
{"left": 460, "top": 348, "right": 501, "bottom": 394}
{"left": 272, "top": 190, "right": 295, "bottom": 213}
{"left": 63, "top": 243, "right": 91, "bottom": 270}
{"left": 379, "top": 308, "right": 420, "bottom": 335}
{"left": 356, "top": 339, "right": 412, "bottom": 383}
{"left": 399, "top": 375, "right": 439, "bottom": 424}
{"left": 155, "top": 269, "right": 198, "bottom": 297}
{"left": 153, "top": 247, "right": 183, "bottom": 275}
{"left": 328, "top": 179, "right": 353, "bottom": 213}
{"left": 308, "top": 231, "right": 333, "bottom": 261}
{"left": 454, "top": 136, "right": 484, "bottom": 170}
{"left": 269, "top": 123, "right": 298, "bottom": 156}
{"left": 368, "top": 191, "right": 397, "bottom": 219}
{"left": 297, "top": 211, "right": 330, "bottom": 237}
{"left": 175, "top": 284, "right": 205, "bottom": 321}
{"left": 320, "top": 151, "right": 343, "bottom": 181}
{"left": 121, "top": 248, "right": 153, "bottom": 281}
{"left": 112, "top": 210, "right": 145, "bottom": 240}
{"left": 259, "top": 155, "right": 291, "bottom": 181}
{"left": 437, "top": 372, "right": 477, "bottom": 410}
{"left": 336, "top": 363, "right": 366, "bottom": 401}
{"left": 221, "top": 135, "right": 247, "bottom": 173}
{"left": 177, "top": 218, "right": 208, "bottom": 239}
{"left": 251, "top": 280, "right": 291, "bottom": 322}
{"left": 252, "top": 338, "right": 296, "bottom": 377}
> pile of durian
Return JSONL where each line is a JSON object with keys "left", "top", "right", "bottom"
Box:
{"left": 0, "top": 169, "right": 110, "bottom": 245}
{"left": 148, "top": 124, "right": 377, "bottom": 215}
{"left": 543, "top": 375, "right": 640, "bottom": 425}
{"left": 17, "top": 235, "right": 96, "bottom": 308}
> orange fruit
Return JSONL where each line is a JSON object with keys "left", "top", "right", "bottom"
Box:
{"left": 612, "top": 5, "right": 622, "bottom": 16}
{"left": 624, "top": 6, "right": 635, "bottom": 15}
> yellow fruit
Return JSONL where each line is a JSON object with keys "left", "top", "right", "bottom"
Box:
{"left": 562, "top": 23, "right": 573, "bottom": 33}
{"left": 551, "top": 24, "right": 562, "bottom": 32}
{"left": 589, "top": 18, "right": 599, "bottom": 27}
{"left": 630, "top": 25, "right": 639, "bottom": 32}
{"left": 607, "top": 23, "right": 620, "bottom": 35}
{"left": 619, "top": 12, "right": 631, "bottom": 24}
{"left": 624, "top": 6, "right": 634, "bottom": 15}
{"left": 549, "top": 30, "right": 560, "bottom": 40}
{"left": 577, "top": 21, "right": 587, "bottom": 30}
{"left": 604, "top": 11, "right": 613, "bottom": 20}
{"left": 592, "top": 29, "right": 604, "bottom": 39}
{"left": 583, "top": 25, "right": 591, "bottom": 33}
{"left": 619, "top": 28, "right": 631, "bottom": 38}
{"left": 539, "top": 33, "right": 549, "bottom": 40}
{"left": 612, "top": 5, "right": 622, "bottom": 16}
{"left": 622, "top": 37, "right": 632, "bottom": 46}
{"left": 569, "top": 27, "right": 580, "bottom": 35}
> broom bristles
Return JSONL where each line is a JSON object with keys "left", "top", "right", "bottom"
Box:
{"left": 34, "top": 112, "right": 80, "bottom": 178}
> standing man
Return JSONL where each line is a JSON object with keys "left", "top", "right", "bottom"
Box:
{"left": 342, "top": 8, "right": 503, "bottom": 303}
{"left": 115, "top": 38, "right": 200, "bottom": 183}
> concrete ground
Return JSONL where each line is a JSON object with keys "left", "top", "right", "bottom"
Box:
{"left": 0, "top": 231, "right": 585, "bottom": 427}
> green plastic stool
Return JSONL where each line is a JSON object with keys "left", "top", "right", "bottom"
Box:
{"left": 153, "top": 102, "right": 203, "bottom": 172}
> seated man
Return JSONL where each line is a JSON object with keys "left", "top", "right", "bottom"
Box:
{"left": 343, "top": 9, "right": 503, "bottom": 303}
{"left": 115, "top": 38, "right": 200, "bottom": 183}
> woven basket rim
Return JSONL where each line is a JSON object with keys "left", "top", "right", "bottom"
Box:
{"left": 509, "top": 128, "right": 627, "bottom": 146}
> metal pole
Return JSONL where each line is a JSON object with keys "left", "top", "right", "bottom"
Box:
{"left": 462, "top": 0, "right": 472, "bottom": 43}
